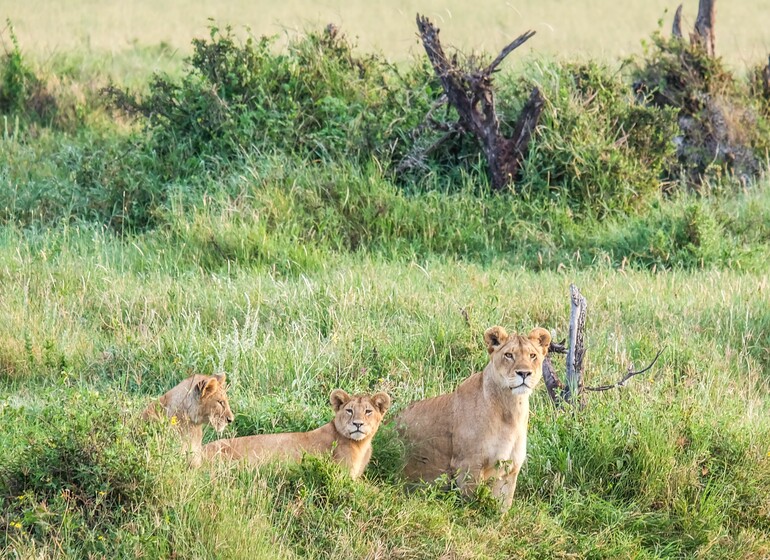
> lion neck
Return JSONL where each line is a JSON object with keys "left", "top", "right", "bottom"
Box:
{"left": 481, "top": 362, "right": 531, "bottom": 425}
{"left": 156, "top": 386, "right": 207, "bottom": 467}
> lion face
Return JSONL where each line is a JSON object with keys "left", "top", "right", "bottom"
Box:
{"left": 330, "top": 389, "right": 391, "bottom": 441}
{"left": 484, "top": 326, "right": 552, "bottom": 396}
{"left": 195, "top": 374, "right": 235, "bottom": 433}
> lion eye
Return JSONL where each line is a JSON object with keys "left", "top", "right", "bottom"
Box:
{"left": 346, "top": 408, "right": 353, "bottom": 415}
{"left": 365, "top": 409, "right": 372, "bottom": 415}
{"left": 504, "top": 352, "right": 513, "bottom": 360}
{"left": 530, "top": 353, "right": 537, "bottom": 361}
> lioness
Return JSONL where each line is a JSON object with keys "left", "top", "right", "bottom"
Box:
{"left": 142, "top": 373, "right": 234, "bottom": 467}
{"left": 202, "top": 389, "right": 391, "bottom": 479}
{"left": 396, "top": 326, "right": 551, "bottom": 511}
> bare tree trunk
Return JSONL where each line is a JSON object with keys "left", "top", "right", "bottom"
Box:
{"left": 563, "top": 284, "right": 587, "bottom": 406}
{"left": 693, "top": 0, "right": 716, "bottom": 56}
{"left": 413, "top": 14, "right": 544, "bottom": 190}
{"left": 541, "top": 286, "right": 663, "bottom": 408}
{"left": 672, "top": 4, "right": 684, "bottom": 38}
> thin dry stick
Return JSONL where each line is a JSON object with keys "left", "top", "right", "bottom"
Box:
{"left": 584, "top": 348, "right": 666, "bottom": 392}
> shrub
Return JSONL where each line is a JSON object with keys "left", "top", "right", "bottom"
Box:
{"left": 0, "top": 388, "right": 183, "bottom": 556}
{"left": 0, "top": 20, "right": 96, "bottom": 133}
{"left": 630, "top": 32, "right": 770, "bottom": 188}
{"left": 106, "top": 24, "right": 433, "bottom": 172}
{"left": 511, "top": 61, "right": 679, "bottom": 217}
{"left": 0, "top": 21, "right": 57, "bottom": 128}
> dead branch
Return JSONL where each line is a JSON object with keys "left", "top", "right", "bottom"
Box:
{"left": 484, "top": 31, "right": 537, "bottom": 77}
{"left": 584, "top": 348, "right": 666, "bottom": 392}
{"left": 563, "top": 284, "right": 587, "bottom": 405}
{"left": 542, "top": 355, "right": 564, "bottom": 405}
{"left": 672, "top": 4, "right": 684, "bottom": 38}
{"left": 668, "top": 2, "right": 717, "bottom": 56}
{"left": 411, "top": 14, "right": 544, "bottom": 190}
{"left": 544, "top": 285, "right": 664, "bottom": 407}
{"left": 693, "top": 0, "right": 716, "bottom": 56}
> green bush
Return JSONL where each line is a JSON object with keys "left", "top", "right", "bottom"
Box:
{"left": 0, "top": 21, "right": 98, "bottom": 133}
{"left": 0, "top": 388, "right": 184, "bottom": 556}
{"left": 631, "top": 32, "right": 770, "bottom": 187}
{"left": 106, "top": 24, "right": 433, "bottom": 172}
{"left": 511, "top": 61, "right": 679, "bottom": 216}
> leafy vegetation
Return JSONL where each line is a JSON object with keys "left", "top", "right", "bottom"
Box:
{"left": 631, "top": 32, "right": 770, "bottom": 188}
{"left": 1, "top": 12, "right": 770, "bottom": 560}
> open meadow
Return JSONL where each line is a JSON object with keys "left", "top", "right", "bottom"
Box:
{"left": 1, "top": 0, "right": 770, "bottom": 558}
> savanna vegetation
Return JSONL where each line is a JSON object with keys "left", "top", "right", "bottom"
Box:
{"left": 1, "top": 2, "right": 770, "bottom": 558}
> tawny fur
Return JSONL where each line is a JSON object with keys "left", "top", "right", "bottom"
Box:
{"left": 203, "top": 389, "right": 391, "bottom": 479}
{"left": 142, "top": 373, "right": 234, "bottom": 467}
{"left": 396, "top": 326, "right": 551, "bottom": 511}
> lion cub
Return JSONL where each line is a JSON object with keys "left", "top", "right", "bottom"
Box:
{"left": 396, "top": 326, "right": 551, "bottom": 511}
{"left": 142, "top": 373, "right": 234, "bottom": 467}
{"left": 203, "top": 389, "right": 391, "bottom": 479}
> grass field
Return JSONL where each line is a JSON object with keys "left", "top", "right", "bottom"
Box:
{"left": 2, "top": 1, "right": 770, "bottom": 558}
{"left": 1, "top": 221, "right": 769, "bottom": 558}
{"left": 6, "top": 0, "right": 770, "bottom": 68}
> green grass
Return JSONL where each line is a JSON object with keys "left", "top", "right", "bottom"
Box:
{"left": 2, "top": 6, "right": 770, "bottom": 558}
{"left": 1, "top": 221, "right": 769, "bottom": 558}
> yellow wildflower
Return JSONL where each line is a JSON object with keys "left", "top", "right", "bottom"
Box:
{"left": 170, "top": 415, "right": 179, "bottom": 426}
{"left": 10, "top": 521, "right": 22, "bottom": 529}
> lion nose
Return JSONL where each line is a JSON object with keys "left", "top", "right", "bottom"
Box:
{"left": 227, "top": 415, "right": 234, "bottom": 423}
{"left": 353, "top": 421, "right": 364, "bottom": 429}
{"left": 516, "top": 370, "right": 533, "bottom": 379}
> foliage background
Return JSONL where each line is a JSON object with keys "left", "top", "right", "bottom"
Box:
{"left": 1, "top": 3, "right": 770, "bottom": 558}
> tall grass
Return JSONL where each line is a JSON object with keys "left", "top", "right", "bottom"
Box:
{"left": 1, "top": 13, "right": 770, "bottom": 560}
{"left": 1, "top": 222, "right": 769, "bottom": 557}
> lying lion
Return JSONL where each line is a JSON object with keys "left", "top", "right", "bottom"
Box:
{"left": 396, "top": 325, "right": 551, "bottom": 511}
{"left": 202, "top": 389, "right": 391, "bottom": 479}
{"left": 142, "top": 373, "right": 234, "bottom": 467}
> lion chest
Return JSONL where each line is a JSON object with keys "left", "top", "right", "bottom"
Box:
{"left": 481, "top": 431, "right": 520, "bottom": 467}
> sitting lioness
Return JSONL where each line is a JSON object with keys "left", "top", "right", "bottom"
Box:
{"left": 142, "top": 373, "right": 234, "bottom": 467}
{"left": 202, "top": 389, "right": 391, "bottom": 479}
{"left": 396, "top": 326, "right": 551, "bottom": 511}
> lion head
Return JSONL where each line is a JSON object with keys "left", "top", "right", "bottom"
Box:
{"left": 191, "top": 373, "right": 235, "bottom": 432}
{"left": 330, "top": 388, "right": 391, "bottom": 442}
{"left": 156, "top": 373, "right": 234, "bottom": 432}
{"left": 483, "top": 326, "right": 552, "bottom": 396}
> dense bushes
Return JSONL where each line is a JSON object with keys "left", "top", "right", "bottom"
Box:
{"left": 631, "top": 32, "right": 770, "bottom": 187}
{"left": 105, "top": 25, "right": 434, "bottom": 169}
{"left": 2, "top": 22, "right": 770, "bottom": 267}
{"left": 0, "top": 389, "right": 184, "bottom": 556}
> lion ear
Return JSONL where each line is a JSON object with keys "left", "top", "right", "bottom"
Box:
{"left": 214, "top": 372, "right": 227, "bottom": 386}
{"left": 528, "top": 327, "right": 552, "bottom": 357}
{"left": 196, "top": 377, "right": 220, "bottom": 400}
{"left": 371, "top": 392, "right": 391, "bottom": 415}
{"left": 330, "top": 389, "right": 351, "bottom": 412}
{"left": 484, "top": 326, "right": 509, "bottom": 353}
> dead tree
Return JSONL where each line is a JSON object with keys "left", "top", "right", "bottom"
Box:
{"left": 672, "top": 5, "right": 684, "bottom": 38}
{"left": 693, "top": 0, "right": 716, "bottom": 57}
{"left": 761, "top": 56, "right": 770, "bottom": 101}
{"left": 541, "top": 284, "right": 664, "bottom": 407}
{"left": 672, "top": 0, "right": 717, "bottom": 56}
{"left": 405, "top": 14, "right": 544, "bottom": 190}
